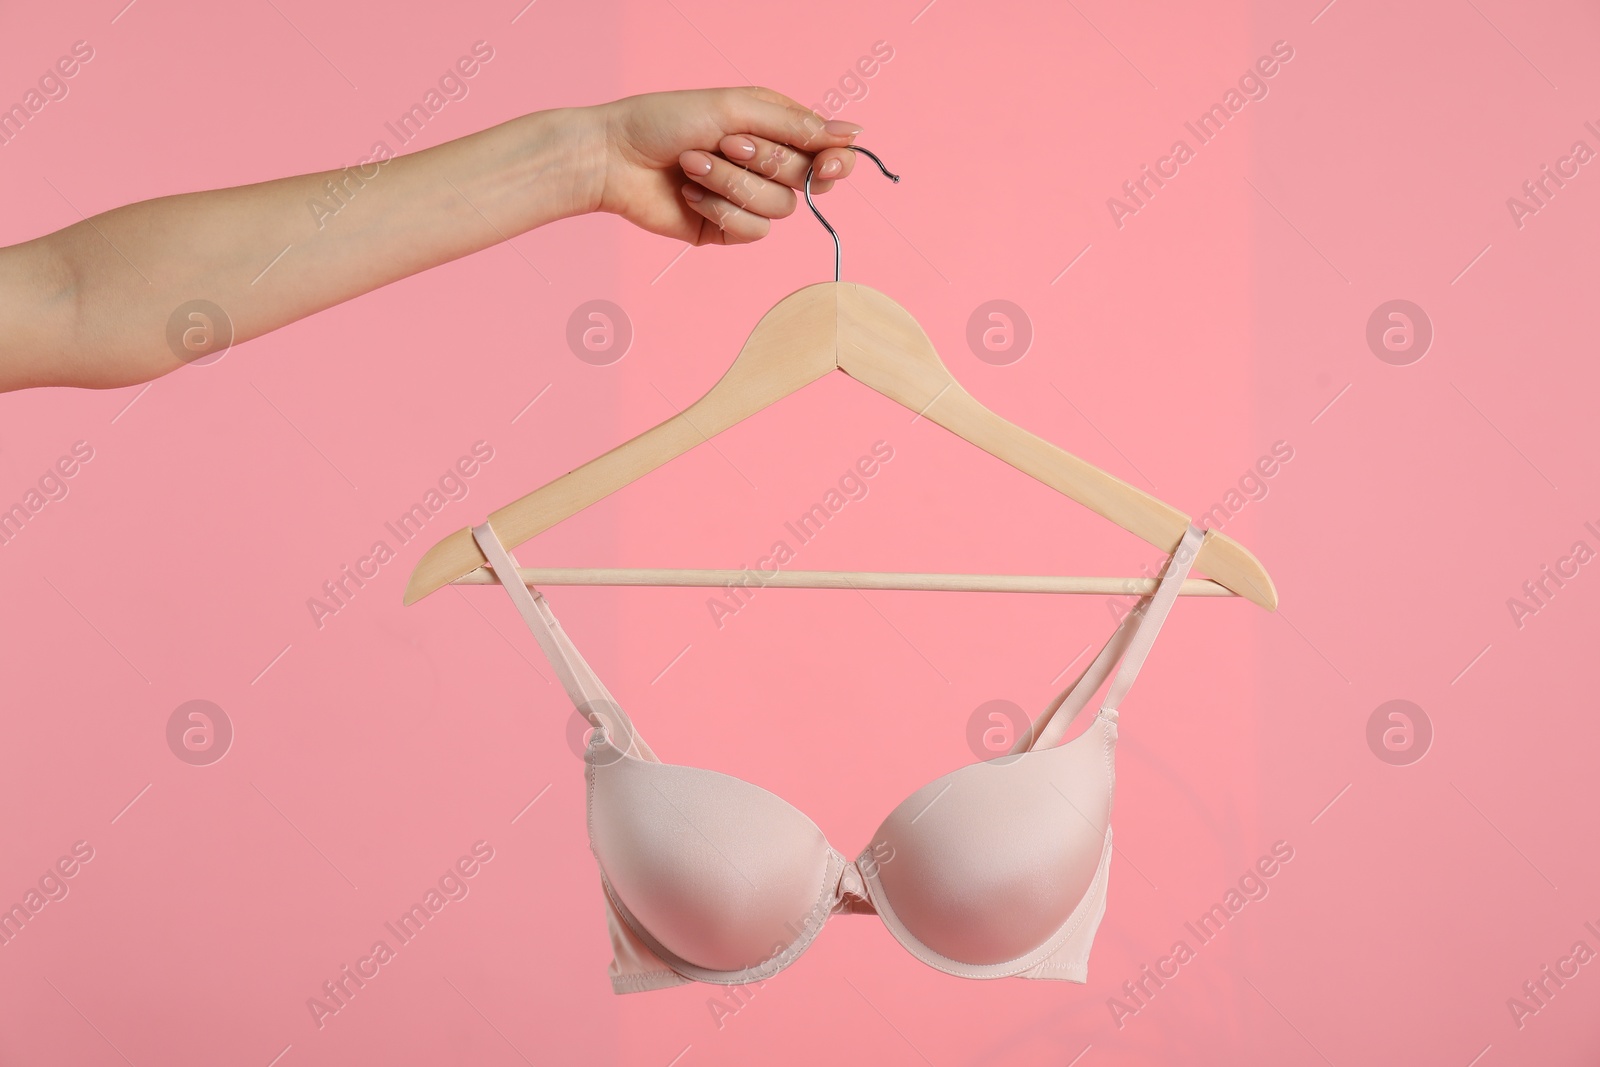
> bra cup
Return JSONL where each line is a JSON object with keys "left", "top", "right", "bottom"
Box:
{"left": 870, "top": 718, "right": 1115, "bottom": 966}
{"left": 588, "top": 752, "right": 835, "bottom": 974}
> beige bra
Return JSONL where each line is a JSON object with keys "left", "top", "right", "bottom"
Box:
{"left": 472, "top": 520, "right": 1204, "bottom": 994}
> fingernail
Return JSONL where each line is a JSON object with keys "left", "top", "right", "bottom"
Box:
{"left": 823, "top": 120, "right": 863, "bottom": 137}
{"left": 819, "top": 158, "right": 842, "bottom": 178}
{"left": 729, "top": 136, "right": 756, "bottom": 158}
{"left": 682, "top": 183, "right": 705, "bottom": 203}
{"left": 681, "top": 151, "right": 713, "bottom": 176}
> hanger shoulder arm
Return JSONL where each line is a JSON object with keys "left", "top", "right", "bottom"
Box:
{"left": 833, "top": 285, "right": 1276, "bottom": 608}
{"left": 937, "top": 389, "right": 1277, "bottom": 608}
{"left": 404, "top": 285, "right": 839, "bottom": 605}
{"left": 1194, "top": 530, "right": 1278, "bottom": 610}
{"left": 402, "top": 412, "right": 712, "bottom": 604}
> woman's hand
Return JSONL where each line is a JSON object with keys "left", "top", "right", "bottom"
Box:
{"left": 587, "top": 86, "right": 863, "bottom": 245}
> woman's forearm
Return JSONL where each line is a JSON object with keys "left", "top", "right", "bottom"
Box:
{"left": 3, "top": 106, "right": 603, "bottom": 391}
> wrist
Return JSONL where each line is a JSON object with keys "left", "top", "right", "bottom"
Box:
{"left": 536, "top": 105, "right": 608, "bottom": 220}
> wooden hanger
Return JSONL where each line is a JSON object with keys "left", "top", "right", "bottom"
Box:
{"left": 405, "top": 151, "right": 1277, "bottom": 610}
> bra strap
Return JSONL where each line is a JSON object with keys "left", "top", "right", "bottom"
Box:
{"left": 1099, "top": 523, "right": 1205, "bottom": 717}
{"left": 470, "top": 522, "right": 655, "bottom": 762}
{"left": 1024, "top": 606, "right": 1142, "bottom": 752}
{"left": 1025, "top": 524, "right": 1205, "bottom": 752}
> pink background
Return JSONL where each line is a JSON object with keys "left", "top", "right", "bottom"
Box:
{"left": 3, "top": 0, "right": 1598, "bottom": 1063}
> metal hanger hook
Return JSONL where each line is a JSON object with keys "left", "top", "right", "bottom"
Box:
{"left": 804, "top": 146, "right": 900, "bottom": 282}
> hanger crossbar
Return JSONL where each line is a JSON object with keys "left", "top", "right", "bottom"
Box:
{"left": 452, "top": 566, "right": 1237, "bottom": 597}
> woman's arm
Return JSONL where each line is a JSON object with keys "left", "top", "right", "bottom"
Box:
{"left": 0, "top": 86, "right": 862, "bottom": 393}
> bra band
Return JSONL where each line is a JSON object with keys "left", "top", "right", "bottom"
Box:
{"left": 471, "top": 521, "right": 655, "bottom": 762}
{"left": 1025, "top": 524, "right": 1206, "bottom": 752}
